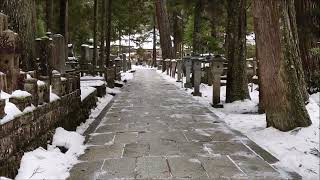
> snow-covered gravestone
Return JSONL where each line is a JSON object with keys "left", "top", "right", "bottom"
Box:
{"left": 52, "top": 34, "right": 66, "bottom": 74}
{"left": 9, "top": 90, "right": 32, "bottom": 111}
{"left": 183, "top": 56, "right": 192, "bottom": 88}
{"left": 24, "top": 78, "right": 39, "bottom": 106}
{"left": 39, "top": 76, "right": 50, "bottom": 103}
{"left": 176, "top": 59, "right": 183, "bottom": 82}
{"left": 52, "top": 73, "right": 62, "bottom": 96}
{"left": 211, "top": 55, "right": 225, "bottom": 108}
{"left": 192, "top": 57, "right": 202, "bottom": 97}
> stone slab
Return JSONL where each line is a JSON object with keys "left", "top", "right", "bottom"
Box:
{"left": 167, "top": 157, "right": 208, "bottom": 179}
{"left": 98, "top": 158, "right": 136, "bottom": 179}
{"left": 136, "top": 157, "right": 170, "bottom": 179}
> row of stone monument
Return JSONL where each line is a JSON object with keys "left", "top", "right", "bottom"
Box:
{"left": 159, "top": 55, "right": 258, "bottom": 108}
{"left": 0, "top": 13, "right": 80, "bottom": 119}
{"left": 79, "top": 44, "right": 132, "bottom": 88}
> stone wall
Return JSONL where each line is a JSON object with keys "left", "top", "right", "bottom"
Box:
{"left": 0, "top": 89, "right": 98, "bottom": 178}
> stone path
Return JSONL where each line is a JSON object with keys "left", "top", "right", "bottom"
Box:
{"left": 68, "top": 69, "right": 286, "bottom": 180}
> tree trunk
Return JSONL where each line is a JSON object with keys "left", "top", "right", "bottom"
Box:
{"left": 1, "top": 0, "right": 37, "bottom": 71}
{"left": 99, "top": 0, "right": 106, "bottom": 70}
{"left": 93, "top": 0, "right": 98, "bottom": 72}
{"left": 153, "top": 13, "right": 157, "bottom": 67}
{"left": 105, "top": 0, "right": 112, "bottom": 67}
{"left": 155, "top": 0, "right": 173, "bottom": 71}
{"left": 173, "top": 9, "right": 183, "bottom": 59}
{"left": 253, "top": 0, "right": 311, "bottom": 131}
{"left": 193, "top": 0, "right": 205, "bottom": 55}
{"left": 46, "top": 0, "right": 53, "bottom": 32}
{"left": 225, "top": 0, "right": 250, "bottom": 103}
{"left": 59, "top": 0, "right": 68, "bottom": 64}
{"left": 295, "top": 0, "right": 320, "bottom": 94}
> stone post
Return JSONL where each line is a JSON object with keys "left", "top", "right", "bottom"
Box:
{"left": 176, "top": 59, "right": 183, "bottom": 82}
{"left": 24, "top": 78, "right": 39, "bottom": 106}
{"left": 192, "top": 57, "right": 202, "bottom": 96}
{"left": 39, "top": 76, "right": 50, "bottom": 103}
{"left": 183, "top": 56, "right": 192, "bottom": 88}
{"left": 165, "top": 59, "right": 170, "bottom": 75}
{"left": 0, "top": 99, "right": 6, "bottom": 119}
{"left": 52, "top": 34, "right": 66, "bottom": 74}
{"left": 171, "top": 59, "right": 177, "bottom": 78}
{"left": 9, "top": 93, "right": 32, "bottom": 111}
{"left": 36, "top": 36, "right": 53, "bottom": 77}
{"left": 106, "top": 67, "right": 115, "bottom": 88}
{"left": 122, "top": 53, "right": 127, "bottom": 72}
{"left": 0, "top": 73, "right": 7, "bottom": 92}
{"left": 114, "top": 57, "right": 122, "bottom": 81}
{"left": 52, "top": 74, "right": 62, "bottom": 96}
{"left": 211, "top": 56, "right": 225, "bottom": 108}
{"left": 80, "top": 44, "right": 90, "bottom": 76}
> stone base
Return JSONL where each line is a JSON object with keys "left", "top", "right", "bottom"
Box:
{"left": 192, "top": 92, "right": 202, "bottom": 97}
{"left": 184, "top": 83, "right": 192, "bottom": 89}
{"left": 211, "top": 103, "right": 224, "bottom": 108}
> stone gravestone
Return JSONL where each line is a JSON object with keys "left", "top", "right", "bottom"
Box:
{"left": 192, "top": 57, "right": 202, "bottom": 96}
{"left": 52, "top": 73, "right": 62, "bottom": 96}
{"left": 36, "top": 36, "right": 53, "bottom": 77}
{"left": 106, "top": 67, "right": 115, "bottom": 88}
{"left": 183, "top": 56, "right": 192, "bottom": 88}
{"left": 39, "top": 76, "right": 50, "bottom": 103}
{"left": 80, "top": 44, "right": 90, "bottom": 76}
{"left": 210, "top": 55, "right": 225, "bottom": 108}
{"left": 52, "top": 34, "right": 66, "bottom": 74}
{"left": 176, "top": 59, "right": 183, "bottom": 82}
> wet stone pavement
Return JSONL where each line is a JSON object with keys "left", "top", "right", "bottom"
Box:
{"left": 68, "top": 69, "right": 286, "bottom": 180}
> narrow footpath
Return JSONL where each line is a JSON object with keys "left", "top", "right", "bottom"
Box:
{"left": 68, "top": 69, "right": 286, "bottom": 180}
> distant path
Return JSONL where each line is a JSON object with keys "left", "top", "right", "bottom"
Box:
{"left": 68, "top": 69, "right": 286, "bottom": 180}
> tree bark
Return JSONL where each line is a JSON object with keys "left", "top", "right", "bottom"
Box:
{"left": 295, "top": 0, "right": 320, "bottom": 94}
{"left": 193, "top": 0, "right": 205, "bottom": 55}
{"left": 155, "top": 0, "right": 173, "bottom": 71}
{"left": 1, "top": 0, "right": 37, "bottom": 71}
{"left": 93, "top": 0, "right": 98, "bottom": 72}
{"left": 46, "top": 0, "right": 53, "bottom": 32}
{"left": 225, "top": 0, "right": 250, "bottom": 103}
{"left": 59, "top": 0, "right": 68, "bottom": 64}
{"left": 173, "top": 9, "right": 183, "bottom": 59}
{"left": 105, "top": 0, "right": 112, "bottom": 67}
{"left": 253, "top": 0, "right": 311, "bottom": 131}
{"left": 99, "top": 0, "right": 106, "bottom": 69}
{"left": 153, "top": 13, "right": 157, "bottom": 67}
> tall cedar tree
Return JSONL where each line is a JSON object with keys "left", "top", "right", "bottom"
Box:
{"left": 253, "top": 0, "right": 312, "bottom": 131}
{"left": 93, "top": 0, "right": 98, "bottom": 72}
{"left": 155, "top": 0, "right": 173, "bottom": 71}
{"left": 193, "top": 0, "right": 205, "bottom": 55}
{"left": 295, "top": 0, "right": 320, "bottom": 93}
{"left": 0, "top": 0, "right": 37, "bottom": 70}
{"left": 99, "top": 0, "right": 106, "bottom": 69}
{"left": 105, "top": 0, "right": 112, "bottom": 67}
{"left": 46, "top": 0, "right": 53, "bottom": 32}
{"left": 225, "top": 0, "right": 250, "bottom": 103}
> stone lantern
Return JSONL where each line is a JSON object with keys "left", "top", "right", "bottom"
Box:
{"left": 0, "top": 28, "right": 19, "bottom": 93}
{"left": 211, "top": 55, "right": 225, "bottom": 108}
{"left": 176, "top": 59, "right": 183, "bottom": 82}
{"left": 191, "top": 57, "right": 202, "bottom": 97}
{"left": 183, "top": 56, "right": 192, "bottom": 88}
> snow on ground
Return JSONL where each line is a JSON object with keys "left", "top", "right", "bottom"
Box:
{"left": 81, "top": 80, "right": 105, "bottom": 87}
{"left": 15, "top": 128, "right": 86, "bottom": 180}
{"left": 80, "top": 87, "right": 96, "bottom": 101}
{"left": 157, "top": 69, "right": 320, "bottom": 179}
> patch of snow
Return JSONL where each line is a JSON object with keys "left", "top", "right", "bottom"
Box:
{"left": 15, "top": 128, "right": 86, "bottom": 180}
{"left": 80, "top": 87, "right": 96, "bottom": 101}
{"left": 106, "top": 87, "right": 121, "bottom": 94}
{"left": 0, "top": 91, "right": 11, "bottom": 100}
{"left": 81, "top": 80, "right": 105, "bottom": 87}
{"left": 188, "top": 158, "right": 201, "bottom": 164}
{"left": 81, "top": 76, "right": 104, "bottom": 81}
{"left": 1, "top": 102, "right": 21, "bottom": 124}
{"left": 121, "top": 72, "right": 134, "bottom": 81}
{"left": 11, "top": 90, "right": 31, "bottom": 98}
{"left": 37, "top": 80, "right": 46, "bottom": 86}
{"left": 50, "top": 93, "right": 60, "bottom": 102}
